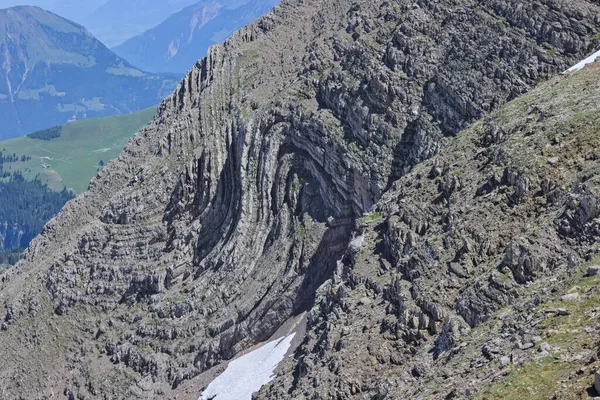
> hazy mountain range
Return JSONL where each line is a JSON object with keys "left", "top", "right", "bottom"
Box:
{"left": 0, "top": 6, "right": 180, "bottom": 140}
{"left": 113, "top": 0, "right": 280, "bottom": 73}
{"left": 82, "top": 0, "right": 201, "bottom": 47}
{"left": 0, "top": 0, "right": 106, "bottom": 23}
{"left": 0, "top": 1, "right": 281, "bottom": 140}
{"left": 0, "top": 0, "right": 201, "bottom": 46}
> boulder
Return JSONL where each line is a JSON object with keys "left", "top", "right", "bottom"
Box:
{"left": 538, "top": 342, "right": 551, "bottom": 352}
{"left": 587, "top": 265, "right": 600, "bottom": 276}
{"left": 561, "top": 293, "right": 580, "bottom": 301}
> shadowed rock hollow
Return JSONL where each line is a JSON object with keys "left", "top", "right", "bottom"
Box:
{"left": 1, "top": 0, "right": 600, "bottom": 398}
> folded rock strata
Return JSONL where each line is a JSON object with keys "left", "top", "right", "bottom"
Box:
{"left": 1, "top": 0, "right": 600, "bottom": 398}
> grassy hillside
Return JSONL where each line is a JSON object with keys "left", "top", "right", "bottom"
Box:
{"left": 0, "top": 106, "right": 156, "bottom": 194}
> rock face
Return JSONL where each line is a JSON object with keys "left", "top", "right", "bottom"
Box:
{"left": 1, "top": 0, "right": 600, "bottom": 399}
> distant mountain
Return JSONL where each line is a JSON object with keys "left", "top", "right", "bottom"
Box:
{"left": 82, "top": 0, "right": 201, "bottom": 47}
{"left": 0, "top": 6, "right": 180, "bottom": 140}
{"left": 0, "top": 1, "right": 107, "bottom": 23}
{"left": 113, "top": 0, "right": 280, "bottom": 74}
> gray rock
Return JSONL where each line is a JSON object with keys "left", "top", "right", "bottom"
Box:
{"left": 500, "top": 356, "right": 511, "bottom": 367}
{"left": 547, "top": 157, "right": 559, "bottom": 166}
{"left": 519, "top": 342, "right": 534, "bottom": 350}
{"left": 561, "top": 293, "right": 580, "bottom": 301}
{"left": 412, "top": 363, "right": 427, "bottom": 377}
{"left": 539, "top": 342, "right": 552, "bottom": 352}
{"left": 588, "top": 265, "right": 600, "bottom": 276}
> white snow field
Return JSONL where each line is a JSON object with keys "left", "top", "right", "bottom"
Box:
{"left": 567, "top": 49, "right": 600, "bottom": 72}
{"left": 199, "top": 333, "right": 296, "bottom": 400}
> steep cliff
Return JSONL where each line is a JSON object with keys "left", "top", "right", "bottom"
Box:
{"left": 1, "top": 0, "right": 600, "bottom": 399}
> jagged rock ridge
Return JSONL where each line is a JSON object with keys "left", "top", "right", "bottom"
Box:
{"left": 0, "top": 0, "right": 600, "bottom": 398}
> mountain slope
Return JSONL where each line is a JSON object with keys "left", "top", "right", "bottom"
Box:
{"left": 0, "top": 0, "right": 600, "bottom": 399}
{"left": 258, "top": 56, "right": 600, "bottom": 400}
{"left": 82, "top": 0, "right": 201, "bottom": 47}
{"left": 0, "top": 106, "right": 156, "bottom": 193}
{"left": 0, "top": 6, "right": 179, "bottom": 140}
{"left": 113, "top": 0, "right": 280, "bottom": 73}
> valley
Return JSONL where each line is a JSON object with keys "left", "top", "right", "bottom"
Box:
{"left": 0, "top": 106, "right": 156, "bottom": 193}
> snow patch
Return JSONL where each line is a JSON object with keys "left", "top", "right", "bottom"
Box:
{"left": 199, "top": 333, "right": 296, "bottom": 400}
{"left": 349, "top": 234, "right": 365, "bottom": 252}
{"left": 567, "top": 49, "right": 600, "bottom": 72}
